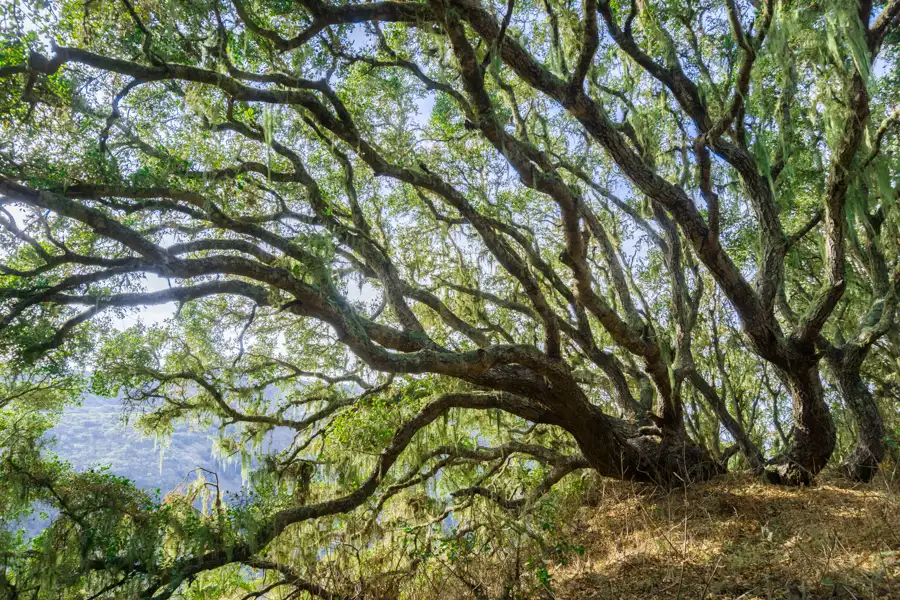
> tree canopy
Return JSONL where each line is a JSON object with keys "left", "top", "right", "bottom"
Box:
{"left": 1, "top": 0, "right": 899, "bottom": 598}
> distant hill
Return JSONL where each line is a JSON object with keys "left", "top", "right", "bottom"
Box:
{"left": 17, "top": 394, "right": 292, "bottom": 537}
{"left": 48, "top": 394, "right": 250, "bottom": 495}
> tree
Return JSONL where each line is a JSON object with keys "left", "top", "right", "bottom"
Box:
{"left": 0, "top": 0, "right": 898, "bottom": 598}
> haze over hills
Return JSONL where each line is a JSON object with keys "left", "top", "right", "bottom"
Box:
{"left": 48, "top": 394, "right": 250, "bottom": 495}
{"left": 14, "top": 393, "right": 293, "bottom": 537}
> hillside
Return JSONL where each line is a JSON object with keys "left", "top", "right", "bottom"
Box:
{"left": 14, "top": 395, "right": 292, "bottom": 538}
{"left": 48, "top": 394, "right": 292, "bottom": 494}
{"left": 543, "top": 473, "right": 900, "bottom": 599}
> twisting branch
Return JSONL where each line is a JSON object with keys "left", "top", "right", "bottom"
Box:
{"left": 452, "top": 455, "right": 590, "bottom": 510}
{"left": 242, "top": 560, "right": 344, "bottom": 600}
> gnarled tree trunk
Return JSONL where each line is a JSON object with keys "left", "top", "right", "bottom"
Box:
{"left": 763, "top": 361, "right": 836, "bottom": 485}
{"left": 826, "top": 348, "right": 886, "bottom": 482}
{"left": 560, "top": 403, "right": 722, "bottom": 487}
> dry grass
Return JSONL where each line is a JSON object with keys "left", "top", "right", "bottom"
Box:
{"left": 550, "top": 472, "right": 900, "bottom": 599}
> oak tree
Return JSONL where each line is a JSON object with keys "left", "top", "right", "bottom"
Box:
{"left": 1, "top": 0, "right": 898, "bottom": 598}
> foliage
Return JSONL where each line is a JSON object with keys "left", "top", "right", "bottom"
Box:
{"left": 0, "top": 0, "right": 899, "bottom": 598}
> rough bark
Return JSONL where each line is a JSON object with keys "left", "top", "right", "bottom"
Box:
{"left": 826, "top": 349, "right": 886, "bottom": 482}
{"left": 563, "top": 404, "right": 722, "bottom": 487}
{"left": 763, "top": 362, "right": 836, "bottom": 485}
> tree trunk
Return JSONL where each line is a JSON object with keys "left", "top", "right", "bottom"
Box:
{"left": 763, "top": 362, "right": 836, "bottom": 485}
{"left": 826, "top": 349, "right": 885, "bottom": 482}
{"left": 565, "top": 404, "right": 722, "bottom": 487}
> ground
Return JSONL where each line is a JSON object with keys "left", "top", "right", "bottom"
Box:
{"left": 548, "top": 471, "right": 900, "bottom": 599}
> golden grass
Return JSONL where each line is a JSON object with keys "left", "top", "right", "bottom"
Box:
{"left": 550, "top": 472, "right": 900, "bottom": 599}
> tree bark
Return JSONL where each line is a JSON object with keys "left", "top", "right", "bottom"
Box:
{"left": 763, "top": 362, "right": 836, "bottom": 485}
{"left": 826, "top": 349, "right": 886, "bottom": 482}
{"left": 563, "top": 404, "right": 722, "bottom": 487}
